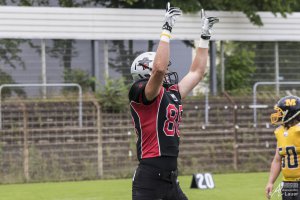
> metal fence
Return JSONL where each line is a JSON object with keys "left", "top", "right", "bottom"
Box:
{"left": 0, "top": 96, "right": 278, "bottom": 183}
{"left": 1, "top": 39, "right": 300, "bottom": 97}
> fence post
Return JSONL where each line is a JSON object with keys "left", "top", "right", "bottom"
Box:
{"left": 92, "top": 99, "right": 103, "bottom": 178}
{"left": 233, "top": 105, "right": 238, "bottom": 171}
{"left": 209, "top": 41, "right": 217, "bottom": 96}
{"left": 274, "top": 42, "right": 280, "bottom": 97}
{"left": 223, "top": 92, "right": 238, "bottom": 170}
{"left": 220, "top": 41, "right": 225, "bottom": 93}
{"left": 21, "top": 102, "right": 30, "bottom": 181}
{"left": 204, "top": 87, "right": 209, "bottom": 125}
{"left": 41, "top": 39, "right": 47, "bottom": 99}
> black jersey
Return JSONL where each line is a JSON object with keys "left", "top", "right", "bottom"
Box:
{"left": 128, "top": 79, "right": 183, "bottom": 161}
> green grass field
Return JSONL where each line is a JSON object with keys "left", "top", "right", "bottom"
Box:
{"left": 0, "top": 172, "right": 281, "bottom": 200}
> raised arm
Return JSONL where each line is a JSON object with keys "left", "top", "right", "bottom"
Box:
{"left": 145, "top": 3, "right": 181, "bottom": 101}
{"left": 179, "top": 10, "right": 219, "bottom": 99}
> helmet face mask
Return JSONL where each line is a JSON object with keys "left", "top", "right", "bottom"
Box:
{"left": 131, "top": 52, "right": 178, "bottom": 86}
{"left": 163, "top": 71, "right": 178, "bottom": 86}
{"left": 270, "top": 95, "right": 300, "bottom": 125}
{"left": 270, "top": 105, "right": 286, "bottom": 125}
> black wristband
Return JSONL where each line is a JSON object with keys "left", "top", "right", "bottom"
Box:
{"left": 162, "top": 22, "right": 172, "bottom": 32}
{"left": 201, "top": 34, "right": 211, "bottom": 40}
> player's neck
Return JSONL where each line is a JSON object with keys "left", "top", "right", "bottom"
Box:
{"left": 284, "top": 120, "right": 299, "bottom": 130}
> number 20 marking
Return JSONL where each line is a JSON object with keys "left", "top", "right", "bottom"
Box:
{"left": 196, "top": 173, "right": 215, "bottom": 189}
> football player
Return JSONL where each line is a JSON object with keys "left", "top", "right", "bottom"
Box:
{"left": 266, "top": 95, "right": 300, "bottom": 200}
{"left": 129, "top": 3, "right": 219, "bottom": 200}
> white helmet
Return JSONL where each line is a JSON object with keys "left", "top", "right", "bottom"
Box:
{"left": 130, "top": 52, "right": 155, "bottom": 81}
{"left": 130, "top": 52, "right": 178, "bottom": 85}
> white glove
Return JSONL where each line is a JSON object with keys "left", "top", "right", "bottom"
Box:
{"left": 162, "top": 2, "right": 182, "bottom": 33}
{"left": 200, "top": 9, "right": 219, "bottom": 40}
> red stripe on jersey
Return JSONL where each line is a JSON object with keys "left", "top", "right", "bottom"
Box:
{"left": 168, "top": 84, "right": 179, "bottom": 92}
{"left": 130, "top": 87, "right": 164, "bottom": 159}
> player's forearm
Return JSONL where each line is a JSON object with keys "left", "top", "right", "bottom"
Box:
{"left": 267, "top": 159, "right": 281, "bottom": 184}
{"left": 152, "top": 40, "right": 169, "bottom": 76}
{"left": 145, "top": 42, "right": 168, "bottom": 101}
{"left": 189, "top": 47, "right": 208, "bottom": 77}
{"left": 144, "top": 3, "right": 181, "bottom": 101}
{"left": 152, "top": 3, "right": 181, "bottom": 80}
{"left": 187, "top": 10, "right": 219, "bottom": 80}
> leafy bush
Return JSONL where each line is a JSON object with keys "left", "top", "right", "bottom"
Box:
{"left": 63, "top": 68, "right": 95, "bottom": 92}
{"left": 96, "top": 77, "right": 129, "bottom": 112}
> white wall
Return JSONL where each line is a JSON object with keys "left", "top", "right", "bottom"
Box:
{"left": 0, "top": 6, "right": 299, "bottom": 41}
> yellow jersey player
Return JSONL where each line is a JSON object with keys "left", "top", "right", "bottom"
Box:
{"left": 266, "top": 95, "right": 300, "bottom": 200}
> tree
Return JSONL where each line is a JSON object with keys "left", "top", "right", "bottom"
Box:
{"left": 49, "top": 39, "right": 78, "bottom": 75}
{"left": 0, "top": 39, "right": 25, "bottom": 69}
{"left": 0, "top": 39, "right": 27, "bottom": 97}
{"left": 194, "top": 0, "right": 298, "bottom": 26}
{"left": 2, "top": 0, "right": 82, "bottom": 83}
{"left": 108, "top": 40, "right": 142, "bottom": 82}
{"left": 0, "top": 69, "right": 26, "bottom": 98}
{"left": 91, "top": 0, "right": 299, "bottom": 26}
{"left": 218, "top": 42, "right": 256, "bottom": 94}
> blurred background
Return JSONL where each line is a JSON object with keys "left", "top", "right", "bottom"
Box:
{"left": 0, "top": 0, "right": 300, "bottom": 186}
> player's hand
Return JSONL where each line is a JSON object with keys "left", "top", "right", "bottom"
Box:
{"left": 162, "top": 2, "right": 182, "bottom": 33}
{"left": 200, "top": 9, "right": 219, "bottom": 40}
{"left": 265, "top": 183, "right": 273, "bottom": 199}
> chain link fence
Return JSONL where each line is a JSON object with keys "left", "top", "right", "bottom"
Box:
{"left": 2, "top": 39, "right": 300, "bottom": 98}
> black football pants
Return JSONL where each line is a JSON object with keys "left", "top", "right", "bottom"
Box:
{"left": 132, "top": 164, "right": 188, "bottom": 200}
